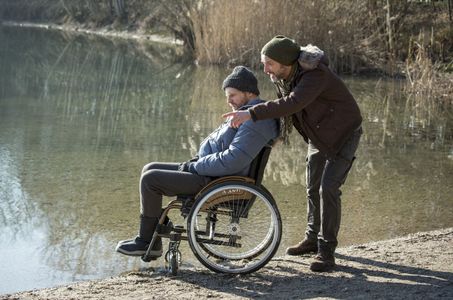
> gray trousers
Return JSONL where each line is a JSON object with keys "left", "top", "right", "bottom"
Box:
{"left": 139, "top": 162, "right": 212, "bottom": 218}
{"left": 305, "top": 127, "right": 362, "bottom": 251}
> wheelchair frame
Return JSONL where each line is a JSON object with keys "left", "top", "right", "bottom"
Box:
{"left": 142, "top": 144, "right": 282, "bottom": 275}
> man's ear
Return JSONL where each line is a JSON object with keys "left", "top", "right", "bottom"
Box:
{"left": 245, "top": 92, "right": 255, "bottom": 99}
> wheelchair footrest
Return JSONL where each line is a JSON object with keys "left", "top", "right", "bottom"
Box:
{"left": 172, "top": 225, "right": 185, "bottom": 234}
{"left": 141, "top": 254, "right": 160, "bottom": 262}
{"left": 156, "top": 222, "right": 173, "bottom": 235}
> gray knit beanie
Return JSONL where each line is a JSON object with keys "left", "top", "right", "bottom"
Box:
{"left": 261, "top": 35, "right": 300, "bottom": 66}
{"left": 222, "top": 66, "right": 260, "bottom": 96}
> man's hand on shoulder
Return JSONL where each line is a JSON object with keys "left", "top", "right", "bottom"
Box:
{"left": 222, "top": 110, "right": 251, "bottom": 128}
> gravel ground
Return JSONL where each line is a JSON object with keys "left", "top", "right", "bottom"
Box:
{"left": 2, "top": 228, "right": 452, "bottom": 300}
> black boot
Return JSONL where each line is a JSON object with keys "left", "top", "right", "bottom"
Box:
{"left": 116, "top": 215, "right": 162, "bottom": 257}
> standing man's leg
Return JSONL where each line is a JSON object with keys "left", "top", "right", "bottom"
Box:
{"left": 311, "top": 128, "right": 362, "bottom": 272}
{"left": 286, "top": 142, "right": 326, "bottom": 255}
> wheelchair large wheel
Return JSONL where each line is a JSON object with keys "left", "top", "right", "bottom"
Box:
{"left": 187, "top": 181, "right": 281, "bottom": 274}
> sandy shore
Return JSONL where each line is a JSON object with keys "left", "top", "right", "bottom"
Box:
{"left": 2, "top": 227, "right": 452, "bottom": 300}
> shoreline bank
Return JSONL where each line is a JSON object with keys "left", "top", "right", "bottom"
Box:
{"left": 1, "top": 20, "right": 182, "bottom": 45}
{"left": 2, "top": 227, "right": 452, "bottom": 299}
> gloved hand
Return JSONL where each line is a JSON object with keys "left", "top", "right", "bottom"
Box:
{"left": 178, "top": 161, "right": 190, "bottom": 172}
{"left": 178, "top": 160, "right": 198, "bottom": 174}
{"left": 178, "top": 155, "right": 199, "bottom": 172}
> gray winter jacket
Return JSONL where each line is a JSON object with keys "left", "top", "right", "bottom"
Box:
{"left": 190, "top": 98, "right": 279, "bottom": 177}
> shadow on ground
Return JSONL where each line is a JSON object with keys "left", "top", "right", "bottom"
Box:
{"left": 149, "top": 254, "right": 453, "bottom": 299}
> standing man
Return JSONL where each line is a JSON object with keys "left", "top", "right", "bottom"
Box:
{"left": 224, "top": 36, "right": 362, "bottom": 272}
{"left": 116, "top": 66, "right": 278, "bottom": 258}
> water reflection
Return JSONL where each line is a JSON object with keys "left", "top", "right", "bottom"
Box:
{"left": 0, "top": 25, "right": 452, "bottom": 295}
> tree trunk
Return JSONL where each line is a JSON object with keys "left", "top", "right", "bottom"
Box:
{"left": 112, "top": 0, "right": 126, "bottom": 18}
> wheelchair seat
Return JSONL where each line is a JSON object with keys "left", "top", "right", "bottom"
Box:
{"left": 178, "top": 143, "right": 273, "bottom": 216}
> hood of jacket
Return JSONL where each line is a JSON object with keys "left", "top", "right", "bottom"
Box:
{"left": 298, "top": 44, "right": 329, "bottom": 70}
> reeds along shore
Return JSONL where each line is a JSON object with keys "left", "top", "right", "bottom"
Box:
{"left": 405, "top": 32, "right": 453, "bottom": 108}
{"left": 1, "top": 0, "right": 453, "bottom": 107}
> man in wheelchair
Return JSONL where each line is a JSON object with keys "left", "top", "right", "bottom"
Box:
{"left": 116, "top": 66, "right": 279, "bottom": 259}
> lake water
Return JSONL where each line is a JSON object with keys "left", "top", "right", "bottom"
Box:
{"left": 0, "top": 25, "right": 452, "bottom": 295}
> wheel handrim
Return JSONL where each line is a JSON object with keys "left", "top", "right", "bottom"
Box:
{"left": 188, "top": 184, "right": 281, "bottom": 274}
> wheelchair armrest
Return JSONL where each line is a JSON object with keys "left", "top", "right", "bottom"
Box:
{"left": 194, "top": 176, "right": 255, "bottom": 199}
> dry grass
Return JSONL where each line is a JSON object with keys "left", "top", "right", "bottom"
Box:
{"left": 190, "top": 0, "right": 370, "bottom": 72}
{"left": 188, "top": 0, "right": 451, "bottom": 74}
{"left": 405, "top": 33, "right": 453, "bottom": 104}
{"left": 404, "top": 33, "right": 453, "bottom": 136}
{"left": 1, "top": 0, "right": 452, "bottom": 75}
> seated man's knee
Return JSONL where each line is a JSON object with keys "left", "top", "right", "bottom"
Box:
{"left": 142, "top": 162, "right": 160, "bottom": 174}
{"left": 140, "top": 169, "right": 160, "bottom": 190}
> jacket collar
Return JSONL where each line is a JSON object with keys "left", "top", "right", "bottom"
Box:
{"left": 239, "top": 97, "right": 263, "bottom": 110}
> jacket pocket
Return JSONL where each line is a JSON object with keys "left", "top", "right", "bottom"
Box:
{"left": 313, "top": 107, "right": 336, "bottom": 131}
{"left": 306, "top": 102, "right": 333, "bottom": 126}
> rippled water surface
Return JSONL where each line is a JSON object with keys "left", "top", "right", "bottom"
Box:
{"left": 0, "top": 26, "right": 452, "bottom": 295}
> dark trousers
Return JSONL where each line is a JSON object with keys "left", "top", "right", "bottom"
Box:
{"left": 139, "top": 162, "right": 211, "bottom": 218}
{"left": 305, "top": 127, "right": 362, "bottom": 251}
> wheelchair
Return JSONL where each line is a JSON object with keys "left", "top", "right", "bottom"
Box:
{"left": 141, "top": 143, "right": 282, "bottom": 275}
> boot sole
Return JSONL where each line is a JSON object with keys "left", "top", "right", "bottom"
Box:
{"left": 310, "top": 262, "right": 335, "bottom": 272}
{"left": 115, "top": 245, "right": 163, "bottom": 257}
{"left": 286, "top": 248, "right": 318, "bottom": 256}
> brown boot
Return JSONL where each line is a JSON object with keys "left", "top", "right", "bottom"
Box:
{"left": 310, "top": 251, "right": 336, "bottom": 272}
{"left": 286, "top": 238, "right": 318, "bottom": 256}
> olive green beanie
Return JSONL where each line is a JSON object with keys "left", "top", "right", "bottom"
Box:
{"left": 261, "top": 35, "right": 300, "bottom": 66}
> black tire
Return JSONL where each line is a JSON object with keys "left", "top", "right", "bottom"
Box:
{"left": 187, "top": 181, "right": 281, "bottom": 274}
{"left": 170, "top": 252, "right": 178, "bottom": 276}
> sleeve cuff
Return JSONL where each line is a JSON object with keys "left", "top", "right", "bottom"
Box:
{"left": 188, "top": 163, "right": 198, "bottom": 174}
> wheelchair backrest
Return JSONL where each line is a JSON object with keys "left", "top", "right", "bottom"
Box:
{"left": 188, "top": 142, "right": 273, "bottom": 202}
{"left": 247, "top": 143, "right": 273, "bottom": 185}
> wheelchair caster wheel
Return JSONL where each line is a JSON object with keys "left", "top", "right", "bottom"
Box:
{"left": 170, "top": 252, "right": 178, "bottom": 276}
{"left": 165, "top": 230, "right": 182, "bottom": 276}
{"left": 165, "top": 250, "right": 181, "bottom": 276}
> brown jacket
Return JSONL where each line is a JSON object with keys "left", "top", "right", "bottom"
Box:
{"left": 249, "top": 62, "right": 362, "bottom": 158}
